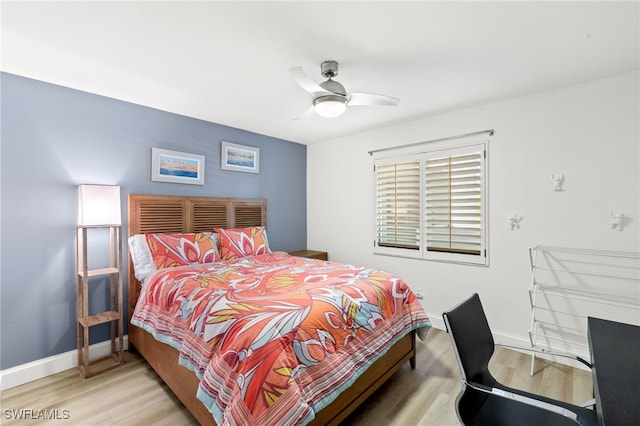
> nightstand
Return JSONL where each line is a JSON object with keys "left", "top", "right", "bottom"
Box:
{"left": 289, "top": 250, "right": 328, "bottom": 261}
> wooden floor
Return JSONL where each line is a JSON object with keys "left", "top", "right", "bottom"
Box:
{"left": 0, "top": 328, "right": 594, "bottom": 425}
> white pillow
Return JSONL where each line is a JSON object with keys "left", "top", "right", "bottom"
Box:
{"left": 127, "top": 234, "right": 156, "bottom": 282}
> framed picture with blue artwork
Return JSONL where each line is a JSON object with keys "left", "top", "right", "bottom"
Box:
{"left": 221, "top": 141, "right": 260, "bottom": 174}
{"left": 151, "top": 148, "right": 205, "bottom": 185}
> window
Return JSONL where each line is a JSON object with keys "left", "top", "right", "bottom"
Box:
{"left": 374, "top": 141, "right": 488, "bottom": 266}
{"left": 375, "top": 157, "right": 421, "bottom": 250}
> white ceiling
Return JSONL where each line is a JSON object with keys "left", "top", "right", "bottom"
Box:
{"left": 2, "top": 1, "right": 638, "bottom": 144}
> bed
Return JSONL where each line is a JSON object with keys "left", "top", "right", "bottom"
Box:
{"left": 127, "top": 194, "right": 431, "bottom": 425}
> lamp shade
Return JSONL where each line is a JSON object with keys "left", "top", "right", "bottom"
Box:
{"left": 77, "top": 185, "right": 121, "bottom": 226}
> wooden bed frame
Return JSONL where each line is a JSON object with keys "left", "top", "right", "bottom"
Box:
{"left": 127, "top": 194, "right": 417, "bottom": 425}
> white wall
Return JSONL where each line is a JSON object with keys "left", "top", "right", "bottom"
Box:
{"left": 307, "top": 71, "right": 639, "bottom": 352}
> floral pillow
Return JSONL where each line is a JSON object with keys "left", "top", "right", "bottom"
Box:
{"left": 145, "top": 232, "right": 220, "bottom": 270}
{"left": 215, "top": 226, "right": 271, "bottom": 260}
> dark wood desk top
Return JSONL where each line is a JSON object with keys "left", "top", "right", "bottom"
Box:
{"left": 588, "top": 317, "right": 640, "bottom": 426}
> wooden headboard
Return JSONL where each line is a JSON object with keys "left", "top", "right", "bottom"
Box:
{"left": 127, "top": 194, "right": 266, "bottom": 320}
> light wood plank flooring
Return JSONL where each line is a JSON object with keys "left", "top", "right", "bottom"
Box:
{"left": 0, "top": 328, "right": 593, "bottom": 425}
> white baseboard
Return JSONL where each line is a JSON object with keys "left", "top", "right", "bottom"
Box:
{"left": 427, "top": 312, "right": 446, "bottom": 331}
{"left": 0, "top": 336, "right": 128, "bottom": 391}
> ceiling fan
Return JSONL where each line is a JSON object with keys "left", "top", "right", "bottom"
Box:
{"left": 290, "top": 60, "right": 399, "bottom": 118}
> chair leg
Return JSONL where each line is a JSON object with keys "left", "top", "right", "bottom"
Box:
{"left": 580, "top": 398, "right": 596, "bottom": 408}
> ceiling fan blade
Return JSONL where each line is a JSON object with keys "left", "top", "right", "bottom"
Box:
{"left": 293, "top": 104, "right": 316, "bottom": 120}
{"left": 290, "top": 67, "right": 332, "bottom": 96}
{"left": 348, "top": 92, "right": 400, "bottom": 107}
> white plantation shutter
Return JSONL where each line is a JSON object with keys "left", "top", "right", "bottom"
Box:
{"left": 375, "top": 159, "right": 421, "bottom": 250}
{"left": 374, "top": 141, "right": 488, "bottom": 265}
{"left": 425, "top": 151, "right": 483, "bottom": 255}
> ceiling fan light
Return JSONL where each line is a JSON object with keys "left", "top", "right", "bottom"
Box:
{"left": 313, "top": 95, "right": 347, "bottom": 118}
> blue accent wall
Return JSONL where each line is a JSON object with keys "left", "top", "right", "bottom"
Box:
{"left": 0, "top": 72, "right": 307, "bottom": 370}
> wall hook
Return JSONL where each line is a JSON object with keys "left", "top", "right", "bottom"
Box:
{"left": 610, "top": 211, "right": 626, "bottom": 231}
{"left": 551, "top": 174, "right": 564, "bottom": 191}
{"left": 509, "top": 214, "right": 523, "bottom": 230}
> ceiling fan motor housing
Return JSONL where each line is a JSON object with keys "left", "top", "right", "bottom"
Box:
{"left": 319, "top": 79, "right": 347, "bottom": 96}
{"left": 321, "top": 60, "right": 339, "bottom": 78}
{"left": 319, "top": 60, "right": 346, "bottom": 95}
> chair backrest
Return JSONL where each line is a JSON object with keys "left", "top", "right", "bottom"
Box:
{"left": 443, "top": 293, "right": 497, "bottom": 387}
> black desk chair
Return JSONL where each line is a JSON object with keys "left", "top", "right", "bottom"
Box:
{"left": 443, "top": 293, "right": 597, "bottom": 426}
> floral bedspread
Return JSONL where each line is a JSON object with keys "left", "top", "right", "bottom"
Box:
{"left": 131, "top": 251, "right": 431, "bottom": 425}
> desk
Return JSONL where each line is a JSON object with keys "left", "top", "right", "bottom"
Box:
{"left": 588, "top": 317, "right": 640, "bottom": 426}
